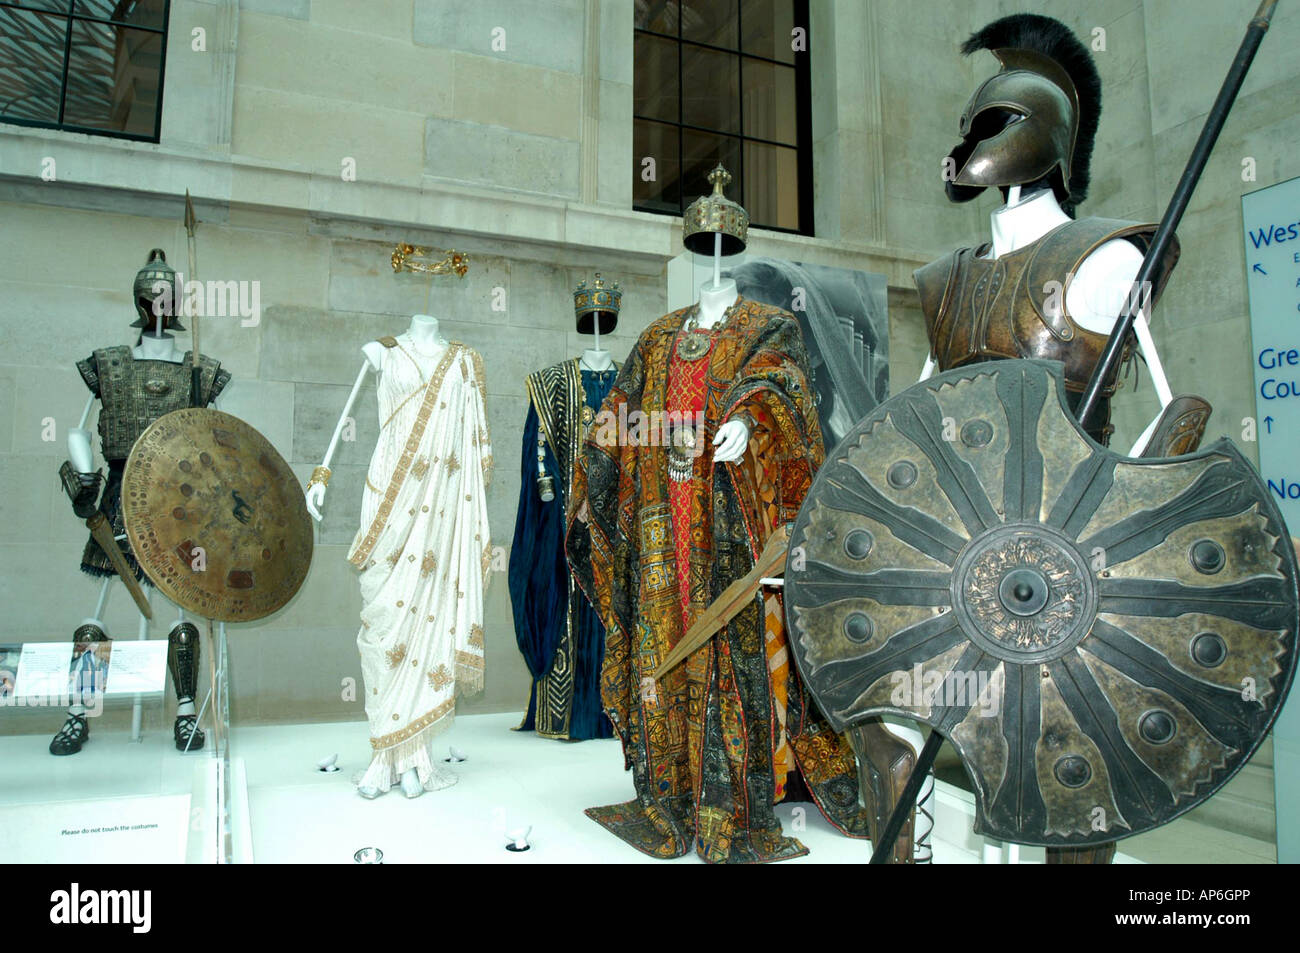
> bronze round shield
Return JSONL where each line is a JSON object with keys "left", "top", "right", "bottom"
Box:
{"left": 122, "top": 408, "right": 313, "bottom": 622}
{"left": 785, "top": 360, "right": 1298, "bottom": 847}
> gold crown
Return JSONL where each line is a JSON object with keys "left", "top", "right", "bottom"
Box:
{"left": 391, "top": 243, "right": 469, "bottom": 277}
{"left": 574, "top": 273, "right": 621, "bottom": 334}
{"left": 682, "top": 164, "right": 748, "bottom": 255}
{"left": 574, "top": 273, "right": 622, "bottom": 318}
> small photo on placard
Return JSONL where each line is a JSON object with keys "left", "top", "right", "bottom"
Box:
{"left": 69, "top": 640, "right": 113, "bottom": 704}
{"left": 0, "top": 644, "right": 20, "bottom": 698}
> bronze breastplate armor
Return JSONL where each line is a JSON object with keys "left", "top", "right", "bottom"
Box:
{"left": 915, "top": 217, "right": 1177, "bottom": 411}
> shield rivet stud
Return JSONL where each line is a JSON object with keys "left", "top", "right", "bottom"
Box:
{"left": 1139, "top": 710, "right": 1177, "bottom": 745}
{"left": 1189, "top": 539, "right": 1225, "bottom": 574}
{"left": 843, "top": 611, "right": 873, "bottom": 643}
{"left": 1191, "top": 632, "right": 1227, "bottom": 668}
{"left": 961, "top": 419, "right": 994, "bottom": 448}
{"left": 887, "top": 461, "right": 918, "bottom": 490}
{"left": 843, "top": 529, "right": 874, "bottom": 559}
{"left": 1054, "top": 755, "right": 1092, "bottom": 789}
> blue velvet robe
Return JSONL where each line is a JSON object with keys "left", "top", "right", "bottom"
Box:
{"left": 509, "top": 362, "right": 616, "bottom": 740}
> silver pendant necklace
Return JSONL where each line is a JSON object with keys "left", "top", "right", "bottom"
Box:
{"left": 674, "top": 298, "right": 741, "bottom": 362}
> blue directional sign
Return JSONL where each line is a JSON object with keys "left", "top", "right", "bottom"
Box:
{"left": 1244, "top": 174, "right": 1300, "bottom": 863}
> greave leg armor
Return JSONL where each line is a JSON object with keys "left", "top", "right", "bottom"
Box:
{"left": 168, "top": 621, "right": 205, "bottom": 752}
{"left": 50, "top": 621, "right": 110, "bottom": 756}
{"left": 847, "top": 720, "right": 917, "bottom": 864}
{"left": 167, "top": 621, "right": 201, "bottom": 705}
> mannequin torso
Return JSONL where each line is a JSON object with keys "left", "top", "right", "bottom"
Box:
{"left": 983, "top": 187, "right": 1144, "bottom": 334}
{"left": 687, "top": 276, "right": 747, "bottom": 461}
{"left": 580, "top": 347, "right": 613, "bottom": 372}
{"left": 695, "top": 277, "right": 739, "bottom": 329}
{"left": 133, "top": 332, "right": 183, "bottom": 363}
{"left": 364, "top": 313, "right": 447, "bottom": 371}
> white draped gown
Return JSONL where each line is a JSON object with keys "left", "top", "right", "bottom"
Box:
{"left": 347, "top": 335, "right": 493, "bottom": 792}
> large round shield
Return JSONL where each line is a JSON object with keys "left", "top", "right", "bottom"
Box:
{"left": 122, "top": 408, "right": 313, "bottom": 622}
{"left": 785, "top": 360, "right": 1298, "bottom": 847}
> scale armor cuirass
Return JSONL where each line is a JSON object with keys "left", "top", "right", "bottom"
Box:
{"left": 77, "top": 346, "right": 229, "bottom": 461}
{"left": 914, "top": 216, "right": 1180, "bottom": 441}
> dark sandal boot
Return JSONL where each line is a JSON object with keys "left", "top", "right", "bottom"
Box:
{"left": 50, "top": 713, "right": 90, "bottom": 756}
{"left": 174, "top": 714, "right": 206, "bottom": 752}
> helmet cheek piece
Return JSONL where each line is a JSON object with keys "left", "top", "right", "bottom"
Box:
{"left": 944, "top": 138, "right": 988, "bottom": 203}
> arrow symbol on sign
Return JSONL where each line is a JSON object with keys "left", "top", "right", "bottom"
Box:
{"left": 1253, "top": 263, "right": 1267, "bottom": 275}
{"left": 1265, "top": 415, "right": 1274, "bottom": 433}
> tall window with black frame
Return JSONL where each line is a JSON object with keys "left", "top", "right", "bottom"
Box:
{"left": 0, "top": 0, "right": 170, "bottom": 141}
{"left": 634, "top": 0, "right": 812, "bottom": 236}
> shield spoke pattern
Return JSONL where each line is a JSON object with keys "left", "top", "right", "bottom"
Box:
{"left": 785, "top": 360, "right": 1298, "bottom": 846}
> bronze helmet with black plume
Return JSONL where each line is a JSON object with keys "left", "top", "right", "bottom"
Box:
{"left": 945, "top": 14, "right": 1102, "bottom": 217}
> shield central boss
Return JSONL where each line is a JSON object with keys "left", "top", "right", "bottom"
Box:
{"left": 123, "top": 408, "right": 313, "bottom": 622}
{"left": 784, "top": 360, "right": 1298, "bottom": 847}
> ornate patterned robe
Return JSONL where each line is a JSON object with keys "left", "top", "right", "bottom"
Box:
{"left": 347, "top": 337, "right": 493, "bottom": 793}
{"left": 566, "top": 299, "right": 871, "bottom": 863}
{"left": 509, "top": 358, "right": 617, "bottom": 740}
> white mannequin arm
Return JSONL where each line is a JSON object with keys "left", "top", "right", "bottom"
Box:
{"left": 1127, "top": 310, "right": 1175, "bottom": 457}
{"left": 306, "top": 357, "right": 376, "bottom": 521}
{"left": 1071, "top": 240, "right": 1174, "bottom": 455}
{"left": 1131, "top": 312, "right": 1173, "bottom": 407}
{"left": 68, "top": 395, "right": 96, "bottom": 473}
{"left": 1069, "top": 241, "right": 1173, "bottom": 405}
{"left": 919, "top": 354, "right": 937, "bottom": 382}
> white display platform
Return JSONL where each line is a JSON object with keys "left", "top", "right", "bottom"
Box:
{"left": 230, "top": 712, "right": 1184, "bottom": 864}
{"left": 1, "top": 712, "right": 1275, "bottom": 863}
{"left": 0, "top": 725, "right": 216, "bottom": 863}
{"left": 2, "top": 792, "right": 192, "bottom": 864}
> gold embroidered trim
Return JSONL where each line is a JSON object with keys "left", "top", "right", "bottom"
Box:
{"left": 365, "top": 475, "right": 382, "bottom": 493}
{"left": 383, "top": 386, "right": 427, "bottom": 430}
{"left": 470, "top": 349, "right": 493, "bottom": 489}
{"left": 455, "top": 650, "right": 484, "bottom": 670}
{"left": 369, "top": 696, "right": 456, "bottom": 749}
{"left": 348, "top": 343, "right": 461, "bottom": 568}
{"left": 469, "top": 348, "right": 488, "bottom": 412}
{"left": 468, "top": 624, "right": 485, "bottom": 648}
{"left": 392, "top": 340, "right": 428, "bottom": 381}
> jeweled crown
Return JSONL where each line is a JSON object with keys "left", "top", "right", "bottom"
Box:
{"left": 574, "top": 273, "right": 622, "bottom": 319}
{"left": 682, "top": 164, "right": 748, "bottom": 256}
{"left": 574, "top": 272, "right": 622, "bottom": 334}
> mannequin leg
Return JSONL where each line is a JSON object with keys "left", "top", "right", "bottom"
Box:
{"left": 130, "top": 588, "right": 151, "bottom": 742}
{"left": 50, "top": 578, "right": 113, "bottom": 756}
